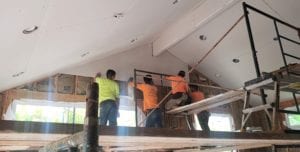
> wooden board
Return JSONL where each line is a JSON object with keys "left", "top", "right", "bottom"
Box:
{"left": 167, "top": 90, "right": 244, "bottom": 114}
{"left": 263, "top": 75, "right": 300, "bottom": 93}
{"left": 1, "top": 121, "right": 300, "bottom": 151}
{"left": 167, "top": 78, "right": 274, "bottom": 115}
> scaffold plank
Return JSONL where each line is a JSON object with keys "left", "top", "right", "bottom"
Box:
{"left": 0, "top": 121, "right": 300, "bottom": 151}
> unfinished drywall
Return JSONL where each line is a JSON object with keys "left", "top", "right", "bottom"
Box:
{"left": 61, "top": 44, "right": 189, "bottom": 82}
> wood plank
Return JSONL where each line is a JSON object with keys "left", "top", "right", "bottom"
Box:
{"left": 0, "top": 146, "right": 31, "bottom": 151}
{"left": 0, "top": 121, "right": 83, "bottom": 134}
{"left": 1, "top": 121, "right": 300, "bottom": 151}
{"left": 167, "top": 78, "right": 274, "bottom": 114}
{"left": 0, "top": 140, "right": 49, "bottom": 147}
{"left": 152, "top": 0, "right": 242, "bottom": 56}
{"left": 174, "top": 144, "right": 272, "bottom": 152}
{"left": 167, "top": 90, "right": 244, "bottom": 114}
{"left": 188, "top": 95, "right": 243, "bottom": 115}
{"left": 242, "top": 104, "right": 272, "bottom": 114}
{"left": 1, "top": 132, "right": 300, "bottom": 151}
{"left": 9, "top": 89, "right": 86, "bottom": 102}
{"left": 3, "top": 121, "right": 300, "bottom": 141}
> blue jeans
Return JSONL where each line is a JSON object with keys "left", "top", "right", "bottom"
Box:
{"left": 99, "top": 100, "right": 117, "bottom": 126}
{"left": 146, "top": 108, "right": 162, "bottom": 128}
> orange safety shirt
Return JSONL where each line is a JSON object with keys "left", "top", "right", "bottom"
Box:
{"left": 190, "top": 91, "right": 205, "bottom": 103}
{"left": 166, "top": 76, "right": 188, "bottom": 94}
{"left": 129, "top": 82, "right": 158, "bottom": 111}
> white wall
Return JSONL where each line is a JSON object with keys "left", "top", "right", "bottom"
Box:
{"left": 61, "top": 44, "right": 188, "bottom": 82}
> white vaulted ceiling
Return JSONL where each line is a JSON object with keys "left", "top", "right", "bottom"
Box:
{"left": 168, "top": 0, "right": 300, "bottom": 89}
{"left": 0, "top": 0, "right": 299, "bottom": 94}
{"left": 0, "top": 0, "right": 202, "bottom": 91}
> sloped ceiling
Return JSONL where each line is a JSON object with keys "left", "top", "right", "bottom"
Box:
{"left": 168, "top": 0, "right": 300, "bottom": 89}
{"left": 1, "top": 0, "right": 299, "bottom": 95}
{"left": 0, "top": 0, "right": 202, "bottom": 91}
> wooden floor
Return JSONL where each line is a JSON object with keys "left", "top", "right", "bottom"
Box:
{"left": 0, "top": 121, "right": 300, "bottom": 151}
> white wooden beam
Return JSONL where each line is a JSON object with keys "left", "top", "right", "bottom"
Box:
{"left": 0, "top": 146, "right": 31, "bottom": 151}
{"left": 188, "top": 95, "right": 243, "bottom": 114}
{"left": 152, "top": 0, "right": 242, "bottom": 56}
{"left": 242, "top": 103, "right": 272, "bottom": 114}
{"left": 167, "top": 90, "right": 244, "bottom": 114}
{"left": 167, "top": 78, "right": 274, "bottom": 114}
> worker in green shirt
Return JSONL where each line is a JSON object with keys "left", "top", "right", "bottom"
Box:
{"left": 95, "top": 69, "right": 120, "bottom": 126}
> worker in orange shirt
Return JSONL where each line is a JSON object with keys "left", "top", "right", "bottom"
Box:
{"left": 165, "top": 70, "right": 191, "bottom": 110}
{"left": 189, "top": 85, "right": 210, "bottom": 131}
{"left": 128, "top": 75, "right": 162, "bottom": 128}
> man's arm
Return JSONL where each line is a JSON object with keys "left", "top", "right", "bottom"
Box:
{"left": 115, "top": 83, "right": 120, "bottom": 110}
{"left": 128, "top": 77, "right": 142, "bottom": 90}
{"left": 94, "top": 72, "right": 102, "bottom": 81}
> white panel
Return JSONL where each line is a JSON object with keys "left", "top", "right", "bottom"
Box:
{"left": 153, "top": 0, "right": 242, "bottom": 56}
{"left": 0, "top": 0, "right": 199, "bottom": 91}
{"left": 61, "top": 44, "right": 188, "bottom": 82}
{"left": 169, "top": 0, "right": 300, "bottom": 89}
{"left": 0, "top": 0, "right": 47, "bottom": 88}
{"left": 44, "top": 0, "right": 137, "bottom": 29}
{"left": 264, "top": 0, "right": 300, "bottom": 27}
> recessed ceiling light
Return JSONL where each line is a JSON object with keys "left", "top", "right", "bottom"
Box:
{"left": 232, "top": 58, "right": 240, "bottom": 63}
{"left": 22, "top": 26, "right": 38, "bottom": 34}
{"left": 12, "top": 72, "right": 24, "bottom": 77}
{"left": 173, "top": 0, "right": 180, "bottom": 4}
{"left": 199, "top": 35, "right": 207, "bottom": 40}
{"left": 130, "top": 38, "right": 138, "bottom": 43}
{"left": 273, "top": 37, "right": 278, "bottom": 41}
{"left": 81, "top": 52, "right": 90, "bottom": 58}
{"left": 215, "top": 73, "right": 221, "bottom": 77}
{"left": 113, "top": 13, "right": 124, "bottom": 19}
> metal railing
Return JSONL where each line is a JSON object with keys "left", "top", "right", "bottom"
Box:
{"left": 243, "top": 2, "right": 300, "bottom": 116}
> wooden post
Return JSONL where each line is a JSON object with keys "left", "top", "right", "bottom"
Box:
{"left": 83, "top": 82, "right": 99, "bottom": 152}
{"left": 241, "top": 91, "right": 250, "bottom": 131}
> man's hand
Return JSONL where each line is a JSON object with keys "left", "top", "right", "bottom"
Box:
{"left": 95, "top": 72, "right": 101, "bottom": 78}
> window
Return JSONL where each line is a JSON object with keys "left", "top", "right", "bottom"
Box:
{"left": 117, "top": 110, "right": 136, "bottom": 127}
{"left": 5, "top": 99, "right": 86, "bottom": 124}
{"left": 194, "top": 113, "right": 234, "bottom": 131}
{"left": 4, "top": 96, "right": 136, "bottom": 127}
{"left": 194, "top": 113, "right": 236, "bottom": 152}
{"left": 285, "top": 106, "right": 300, "bottom": 130}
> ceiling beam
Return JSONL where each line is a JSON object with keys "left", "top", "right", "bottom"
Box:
{"left": 152, "top": 0, "right": 242, "bottom": 56}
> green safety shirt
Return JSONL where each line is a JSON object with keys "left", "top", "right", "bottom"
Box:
{"left": 95, "top": 77, "right": 120, "bottom": 103}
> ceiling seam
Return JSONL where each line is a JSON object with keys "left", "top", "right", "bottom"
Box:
{"left": 262, "top": 0, "right": 288, "bottom": 23}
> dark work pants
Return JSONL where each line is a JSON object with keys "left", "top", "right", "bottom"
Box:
{"left": 99, "top": 100, "right": 117, "bottom": 126}
{"left": 145, "top": 108, "right": 162, "bottom": 128}
{"left": 197, "top": 111, "right": 210, "bottom": 131}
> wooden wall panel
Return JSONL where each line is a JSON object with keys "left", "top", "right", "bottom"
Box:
{"left": 57, "top": 74, "right": 75, "bottom": 94}
{"left": 76, "top": 76, "right": 93, "bottom": 95}
{"left": 36, "top": 77, "right": 56, "bottom": 92}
